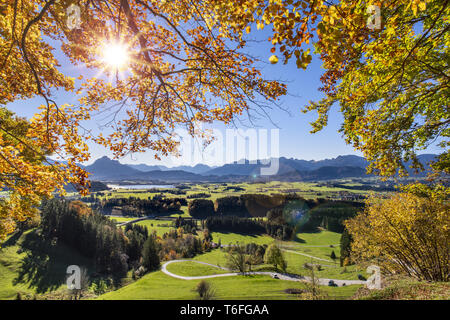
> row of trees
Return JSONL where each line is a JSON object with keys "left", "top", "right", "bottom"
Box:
{"left": 297, "top": 203, "right": 362, "bottom": 233}
{"left": 40, "top": 199, "right": 134, "bottom": 280}
{"left": 188, "top": 194, "right": 308, "bottom": 219}
{"left": 38, "top": 198, "right": 215, "bottom": 286}
{"left": 225, "top": 242, "right": 287, "bottom": 273}
{"left": 187, "top": 193, "right": 211, "bottom": 199}
{"left": 205, "top": 216, "right": 266, "bottom": 234}
{"left": 197, "top": 195, "right": 361, "bottom": 240}
{"left": 99, "top": 196, "right": 187, "bottom": 216}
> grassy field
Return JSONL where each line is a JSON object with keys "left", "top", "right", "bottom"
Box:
{"left": 211, "top": 232, "right": 274, "bottom": 246}
{"left": 0, "top": 226, "right": 366, "bottom": 300}
{"left": 98, "top": 270, "right": 361, "bottom": 300}
{"left": 159, "top": 227, "right": 367, "bottom": 282}
{"left": 189, "top": 245, "right": 365, "bottom": 281}
{"left": 1, "top": 182, "right": 378, "bottom": 300}
{"left": 165, "top": 261, "right": 229, "bottom": 277}
{"left": 89, "top": 180, "right": 377, "bottom": 204}
{"left": 109, "top": 216, "right": 136, "bottom": 223}
{"left": 109, "top": 216, "right": 179, "bottom": 236}
{"left": 354, "top": 277, "right": 450, "bottom": 300}
{"left": 134, "top": 219, "right": 176, "bottom": 236}
{"left": 0, "top": 230, "right": 94, "bottom": 300}
{"left": 95, "top": 191, "right": 368, "bottom": 298}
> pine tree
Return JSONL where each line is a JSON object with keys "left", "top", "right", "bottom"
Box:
{"left": 142, "top": 234, "right": 160, "bottom": 271}
{"left": 340, "top": 229, "right": 352, "bottom": 267}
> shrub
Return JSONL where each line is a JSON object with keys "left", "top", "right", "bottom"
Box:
{"left": 330, "top": 251, "right": 336, "bottom": 260}
{"left": 194, "top": 280, "right": 216, "bottom": 300}
{"left": 187, "top": 193, "right": 211, "bottom": 199}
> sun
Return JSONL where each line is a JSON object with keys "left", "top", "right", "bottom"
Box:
{"left": 101, "top": 41, "right": 129, "bottom": 70}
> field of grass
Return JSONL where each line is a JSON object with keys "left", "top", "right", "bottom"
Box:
{"left": 110, "top": 217, "right": 178, "bottom": 237}
{"left": 211, "top": 232, "right": 274, "bottom": 246}
{"left": 190, "top": 246, "right": 365, "bottom": 281}
{"left": 134, "top": 219, "right": 176, "bottom": 236}
{"left": 91, "top": 180, "right": 376, "bottom": 205}
{"left": 1, "top": 182, "right": 379, "bottom": 300}
{"left": 165, "top": 261, "right": 229, "bottom": 277}
{"left": 98, "top": 270, "right": 361, "bottom": 300}
{"left": 0, "top": 230, "right": 94, "bottom": 300}
{"left": 167, "top": 207, "right": 191, "bottom": 217}
{"left": 109, "top": 216, "right": 137, "bottom": 223}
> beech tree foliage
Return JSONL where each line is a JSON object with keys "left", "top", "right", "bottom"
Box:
{"left": 210, "top": 0, "right": 449, "bottom": 177}
{"left": 346, "top": 191, "right": 449, "bottom": 281}
{"left": 0, "top": 0, "right": 287, "bottom": 239}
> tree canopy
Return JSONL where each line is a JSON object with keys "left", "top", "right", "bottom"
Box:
{"left": 210, "top": 0, "right": 449, "bottom": 177}
{"left": 0, "top": 0, "right": 448, "bottom": 239}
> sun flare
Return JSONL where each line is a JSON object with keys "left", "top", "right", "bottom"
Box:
{"left": 101, "top": 42, "right": 129, "bottom": 70}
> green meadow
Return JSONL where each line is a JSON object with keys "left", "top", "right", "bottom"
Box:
{"left": 165, "top": 261, "right": 229, "bottom": 277}
{"left": 0, "top": 182, "right": 376, "bottom": 300}
{"left": 98, "top": 270, "right": 361, "bottom": 300}
{"left": 91, "top": 180, "right": 375, "bottom": 203}
{"left": 0, "top": 230, "right": 95, "bottom": 300}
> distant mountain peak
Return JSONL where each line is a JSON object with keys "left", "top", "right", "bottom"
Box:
{"left": 84, "top": 153, "right": 436, "bottom": 182}
{"left": 95, "top": 155, "right": 118, "bottom": 163}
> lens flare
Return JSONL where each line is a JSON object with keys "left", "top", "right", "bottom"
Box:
{"left": 101, "top": 41, "right": 129, "bottom": 69}
{"left": 282, "top": 200, "right": 311, "bottom": 230}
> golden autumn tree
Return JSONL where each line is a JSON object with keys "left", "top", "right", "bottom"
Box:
{"left": 209, "top": 0, "right": 449, "bottom": 178}
{"left": 0, "top": 0, "right": 288, "bottom": 240}
{"left": 346, "top": 189, "right": 449, "bottom": 281}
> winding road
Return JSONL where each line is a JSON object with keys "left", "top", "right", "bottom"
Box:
{"left": 161, "top": 260, "right": 366, "bottom": 287}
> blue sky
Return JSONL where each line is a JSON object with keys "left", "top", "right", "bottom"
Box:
{"left": 4, "top": 26, "right": 439, "bottom": 167}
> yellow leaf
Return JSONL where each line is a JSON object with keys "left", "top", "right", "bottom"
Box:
{"left": 418, "top": 2, "right": 426, "bottom": 11}
{"left": 269, "top": 55, "right": 279, "bottom": 64}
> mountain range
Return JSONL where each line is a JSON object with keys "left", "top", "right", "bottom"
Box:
{"left": 83, "top": 154, "right": 437, "bottom": 182}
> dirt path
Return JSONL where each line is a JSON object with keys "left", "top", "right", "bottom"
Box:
{"left": 280, "top": 248, "right": 335, "bottom": 264}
